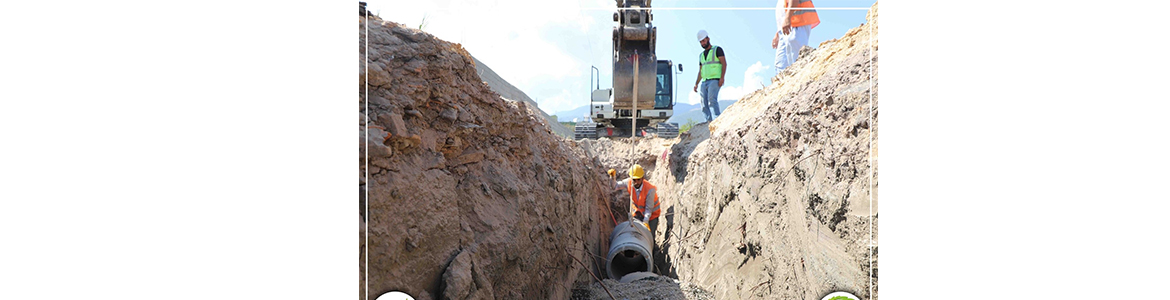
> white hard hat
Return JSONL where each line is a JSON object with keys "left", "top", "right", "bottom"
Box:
{"left": 696, "top": 30, "right": 708, "bottom": 42}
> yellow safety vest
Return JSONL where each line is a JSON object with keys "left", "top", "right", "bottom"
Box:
{"left": 699, "top": 45, "right": 722, "bottom": 80}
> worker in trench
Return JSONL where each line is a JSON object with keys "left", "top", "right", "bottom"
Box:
{"left": 608, "top": 164, "right": 662, "bottom": 239}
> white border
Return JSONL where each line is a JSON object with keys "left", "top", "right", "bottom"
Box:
{"left": 868, "top": 12, "right": 875, "bottom": 299}
{"left": 363, "top": 8, "right": 370, "bottom": 300}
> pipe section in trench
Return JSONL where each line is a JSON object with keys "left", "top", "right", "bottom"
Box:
{"left": 606, "top": 220, "right": 653, "bottom": 279}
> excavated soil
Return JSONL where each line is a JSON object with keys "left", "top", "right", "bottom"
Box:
{"left": 360, "top": 17, "right": 617, "bottom": 300}
{"left": 574, "top": 3, "right": 879, "bottom": 299}
{"left": 362, "top": 2, "right": 878, "bottom": 299}
{"left": 571, "top": 275, "right": 715, "bottom": 300}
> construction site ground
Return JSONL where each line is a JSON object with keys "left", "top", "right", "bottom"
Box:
{"left": 361, "top": 3, "right": 878, "bottom": 299}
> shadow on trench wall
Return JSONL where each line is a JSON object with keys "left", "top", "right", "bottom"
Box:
{"left": 654, "top": 206, "right": 678, "bottom": 279}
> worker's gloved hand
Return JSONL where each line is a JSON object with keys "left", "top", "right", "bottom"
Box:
{"left": 634, "top": 211, "right": 644, "bottom": 221}
{"left": 607, "top": 169, "right": 616, "bottom": 177}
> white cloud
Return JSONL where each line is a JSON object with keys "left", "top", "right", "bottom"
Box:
{"left": 535, "top": 89, "right": 578, "bottom": 116}
{"left": 687, "top": 61, "right": 770, "bottom": 105}
{"left": 366, "top": 0, "right": 616, "bottom": 115}
{"left": 716, "top": 61, "right": 769, "bottom": 101}
{"left": 743, "top": 61, "right": 769, "bottom": 89}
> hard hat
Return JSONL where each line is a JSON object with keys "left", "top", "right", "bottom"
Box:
{"left": 696, "top": 30, "right": 708, "bottom": 42}
{"left": 628, "top": 164, "right": 645, "bottom": 179}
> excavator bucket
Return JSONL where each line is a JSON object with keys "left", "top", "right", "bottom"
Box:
{"left": 612, "top": 0, "right": 657, "bottom": 111}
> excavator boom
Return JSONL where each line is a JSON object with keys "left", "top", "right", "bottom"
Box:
{"left": 612, "top": 0, "right": 657, "bottom": 111}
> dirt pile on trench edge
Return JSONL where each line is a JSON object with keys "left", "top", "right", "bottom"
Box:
{"left": 664, "top": 4, "right": 879, "bottom": 299}
{"left": 359, "top": 17, "right": 614, "bottom": 300}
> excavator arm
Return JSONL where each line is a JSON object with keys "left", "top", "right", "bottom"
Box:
{"left": 612, "top": 0, "right": 657, "bottom": 112}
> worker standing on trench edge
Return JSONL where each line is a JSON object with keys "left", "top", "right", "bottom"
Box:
{"left": 694, "top": 30, "right": 726, "bottom": 123}
{"left": 608, "top": 164, "right": 662, "bottom": 237}
{"left": 772, "top": 0, "right": 819, "bottom": 74}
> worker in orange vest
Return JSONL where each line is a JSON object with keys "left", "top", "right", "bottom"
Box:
{"left": 607, "top": 164, "right": 662, "bottom": 235}
{"left": 772, "top": 0, "right": 820, "bottom": 72}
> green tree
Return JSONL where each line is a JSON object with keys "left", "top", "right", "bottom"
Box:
{"left": 679, "top": 118, "right": 698, "bottom": 133}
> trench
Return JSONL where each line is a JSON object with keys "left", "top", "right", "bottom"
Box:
{"left": 362, "top": 3, "right": 879, "bottom": 298}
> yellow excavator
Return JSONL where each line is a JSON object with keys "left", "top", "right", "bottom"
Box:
{"left": 575, "top": 0, "right": 682, "bottom": 139}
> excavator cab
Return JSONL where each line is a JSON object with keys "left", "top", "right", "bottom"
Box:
{"left": 654, "top": 61, "right": 672, "bottom": 109}
{"left": 576, "top": 61, "right": 680, "bottom": 139}
{"left": 649, "top": 60, "right": 680, "bottom": 138}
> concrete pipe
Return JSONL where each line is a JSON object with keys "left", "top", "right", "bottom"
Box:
{"left": 606, "top": 220, "right": 653, "bottom": 279}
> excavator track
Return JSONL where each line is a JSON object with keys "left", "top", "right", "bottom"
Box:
{"left": 655, "top": 122, "right": 679, "bottom": 139}
{"left": 574, "top": 122, "right": 598, "bottom": 139}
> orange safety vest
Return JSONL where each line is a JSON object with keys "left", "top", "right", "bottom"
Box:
{"left": 628, "top": 180, "right": 661, "bottom": 221}
{"left": 789, "top": 0, "right": 820, "bottom": 29}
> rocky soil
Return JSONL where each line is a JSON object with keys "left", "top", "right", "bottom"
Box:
{"left": 471, "top": 56, "right": 575, "bottom": 139}
{"left": 675, "top": 3, "right": 878, "bottom": 299}
{"left": 575, "top": 3, "right": 879, "bottom": 299}
{"left": 360, "top": 16, "right": 616, "bottom": 300}
{"left": 572, "top": 275, "right": 715, "bottom": 300}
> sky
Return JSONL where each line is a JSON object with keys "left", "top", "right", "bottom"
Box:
{"left": 367, "top": 0, "right": 876, "bottom": 116}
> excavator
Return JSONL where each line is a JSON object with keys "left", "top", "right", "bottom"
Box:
{"left": 575, "top": 0, "right": 682, "bottom": 139}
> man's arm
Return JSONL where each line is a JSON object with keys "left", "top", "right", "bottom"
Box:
{"left": 779, "top": 0, "right": 793, "bottom": 35}
{"left": 718, "top": 55, "right": 727, "bottom": 87}
{"left": 607, "top": 169, "right": 626, "bottom": 190}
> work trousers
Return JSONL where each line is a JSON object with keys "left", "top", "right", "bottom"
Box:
{"left": 648, "top": 217, "right": 658, "bottom": 237}
{"left": 699, "top": 79, "right": 721, "bottom": 122}
{"left": 775, "top": 24, "right": 812, "bottom": 72}
{"left": 648, "top": 217, "right": 660, "bottom": 273}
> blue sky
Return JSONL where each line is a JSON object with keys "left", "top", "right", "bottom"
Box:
{"left": 367, "top": 0, "right": 875, "bottom": 115}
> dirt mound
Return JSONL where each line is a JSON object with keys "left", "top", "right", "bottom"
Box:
{"left": 661, "top": 4, "right": 879, "bottom": 299}
{"left": 575, "top": 3, "right": 880, "bottom": 299}
{"left": 360, "top": 17, "right": 614, "bottom": 300}
{"left": 571, "top": 275, "right": 714, "bottom": 300}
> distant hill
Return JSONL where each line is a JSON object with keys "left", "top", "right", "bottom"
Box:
{"left": 551, "top": 100, "right": 738, "bottom": 124}
{"left": 471, "top": 56, "right": 574, "bottom": 138}
{"left": 667, "top": 100, "right": 738, "bottom": 124}
{"left": 550, "top": 105, "right": 592, "bottom": 123}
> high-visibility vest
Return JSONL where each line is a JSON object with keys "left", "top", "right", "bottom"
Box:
{"left": 699, "top": 45, "right": 723, "bottom": 80}
{"left": 789, "top": 0, "right": 820, "bottom": 29}
{"left": 628, "top": 180, "right": 661, "bottom": 221}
